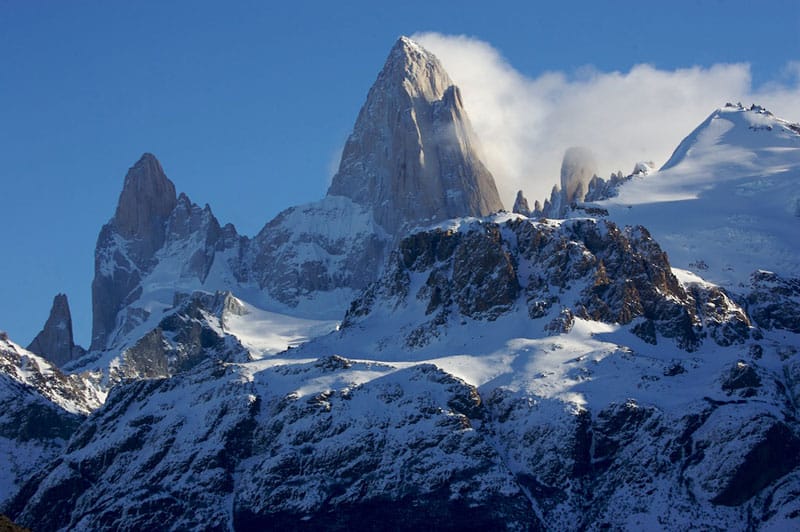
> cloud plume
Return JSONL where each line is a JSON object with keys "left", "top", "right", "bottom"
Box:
{"left": 413, "top": 32, "right": 800, "bottom": 206}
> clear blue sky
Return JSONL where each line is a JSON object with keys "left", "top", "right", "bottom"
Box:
{"left": 1, "top": 0, "right": 798, "bottom": 346}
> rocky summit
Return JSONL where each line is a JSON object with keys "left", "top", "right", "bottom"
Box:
{"left": 27, "top": 294, "right": 84, "bottom": 367}
{"left": 2, "top": 37, "right": 800, "bottom": 531}
{"left": 328, "top": 36, "right": 504, "bottom": 235}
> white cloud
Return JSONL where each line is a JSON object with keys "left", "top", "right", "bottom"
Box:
{"left": 413, "top": 32, "right": 800, "bottom": 207}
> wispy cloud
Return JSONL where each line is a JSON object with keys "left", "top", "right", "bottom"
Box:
{"left": 414, "top": 32, "right": 800, "bottom": 206}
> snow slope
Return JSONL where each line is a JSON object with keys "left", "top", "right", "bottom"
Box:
{"left": 221, "top": 296, "right": 339, "bottom": 358}
{"left": 0, "top": 334, "right": 101, "bottom": 504}
{"left": 598, "top": 104, "right": 800, "bottom": 289}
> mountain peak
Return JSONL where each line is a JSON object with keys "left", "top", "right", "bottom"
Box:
{"left": 27, "top": 293, "right": 84, "bottom": 367}
{"left": 378, "top": 36, "right": 453, "bottom": 104}
{"left": 393, "top": 35, "right": 424, "bottom": 56}
{"left": 327, "top": 38, "right": 503, "bottom": 235}
{"left": 661, "top": 104, "right": 800, "bottom": 171}
{"left": 113, "top": 153, "right": 177, "bottom": 243}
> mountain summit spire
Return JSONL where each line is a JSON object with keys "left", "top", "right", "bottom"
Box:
{"left": 113, "top": 153, "right": 177, "bottom": 256}
{"left": 327, "top": 36, "right": 503, "bottom": 235}
{"left": 91, "top": 153, "right": 180, "bottom": 350}
{"left": 27, "top": 293, "right": 84, "bottom": 367}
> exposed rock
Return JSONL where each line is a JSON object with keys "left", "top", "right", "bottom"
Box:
{"left": 111, "top": 153, "right": 177, "bottom": 255}
{"left": 106, "top": 291, "right": 248, "bottom": 385}
{"left": 90, "top": 37, "right": 510, "bottom": 348}
{"left": 342, "top": 217, "right": 747, "bottom": 351}
{"left": 688, "top": 284, "right": 751, "bottom": 346}
{"left": 26, "top": 294, "right": 84, "bottom": 367}
{"left": 720, "top": 361, "right": 761, "bottom": 396}
{"left": 250, "top": 196, "right": 389, "bottom": 309}
{"left": 90, "top": 153, "right": 178, "bottom": 351}
{"left": 685, "top": 407, "right": 800, "bottom": 508}
{"left": 0, "top": 515, "right": 29, "bottom": 532}
{"left": 746, "top": 270, "right": 800, "bottom": 333}
{"left": 512, "top": 190, "right": 531, "bottom": 216}
{"left": 327, "top": 36, "right": 504, "bottom": 235}
{"left": 545, "top": 308, "right": 575, "bottom": 335}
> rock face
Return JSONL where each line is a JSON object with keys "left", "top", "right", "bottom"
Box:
{"left": 249, "top": 196, "right": 389, "bottom": 311}
{"left": 90, "top": 153, "right": 178, "bottom": 351}
{"left": 90, "top": 153, "right": 247, "bottom": 352}
{"left": 746, "top": 270, "right": 800, "bottom": 334}
{"left": 5, "top": 266, "right": 797, "bottom": 530}
{"left": 17, "top": 54, "right": 800, "bottom": 531}
{"left": 339, "top": 215, "right": 750, "bottom": 352}
{"left": 327, "top": 36, "right": 504, "bottom": 235}
{"left": 512, "top": 190, "right": 531, "bottom": 216}
{"left": 26, "top": 294, "right": 84, "bottom": 367}
{"left": 104, "top": 291, "right": 250, "bottom": 384}
{"left": 111, "top": 153, "right": 177, "bottom": 256}
{"left": 252, "top": 36, "right": 505, "bottom": 310}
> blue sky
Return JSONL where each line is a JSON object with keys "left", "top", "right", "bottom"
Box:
{"left": 1, "top": 0, "right": 798, "bottom": 346}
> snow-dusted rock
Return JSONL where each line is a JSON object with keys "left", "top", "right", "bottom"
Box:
{"left": 7, "top": 355, "right": 534, "bottom": 530}
{"left": 0, "top": 334, "right": 100, "bottom": 504}
{"left": 249, "top": 195, "right": 389, "bottom": 311}
{"left": 746, "top": 270, "right": 800, "bottom": 334}
{"left": 339, "top": 216, "right": 750, "bottom": 352}
{"left": 90, "top": 153, "right": 247, "bottom": 352}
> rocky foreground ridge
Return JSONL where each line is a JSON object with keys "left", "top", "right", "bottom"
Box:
{"left": 5, "top": 214, "right": 800, "bottom": 530}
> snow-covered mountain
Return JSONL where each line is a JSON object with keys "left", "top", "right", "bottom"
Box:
{"left": 2, "top": 37, "right": 800, "bottom": 531}
{"left": 0, "top": 334, "right": 101, "bottom": 504}
{"left": 87, "top": 35, "right": 504, "bottom": 361}
{"left": 7, "top": 213, "right": 799, "bottom": 530}
{"left": 598, "top": 103, "right": 800, "bottom": 291}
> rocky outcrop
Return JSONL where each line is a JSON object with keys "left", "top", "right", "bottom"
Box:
{"left": 111, "top": 153, "right": 177, "bottom": 256}
{"left": 342, "top": 216, "right": 750, "bottom": 351}
{"left": 327, "top": 36, "right": 503, "bottom": 235}
{"left": 249, "top": 196, "right": 389, "bottom": 310}
{"left": 101, "top": 291, "right": 249, "bottom": 385}
{"left": 7, "top": 331, "right": 798, "bottom": 530}
{"left": 26, "top": 294, "right": 84, "bottom": 367}
{"left": 512, "top": 190, "right": 531, "bottom": 216}
{"left": 486, "top": 381, "right": 800, "bottom": 529}
{"left": 746, "top": 270, "right": 800, "bottom": 333}
{"left": 252, "top": 37, "right": 505, "bottom": 309}
{"left": 533, "top": 157, "right": 635, "bottom": 219}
